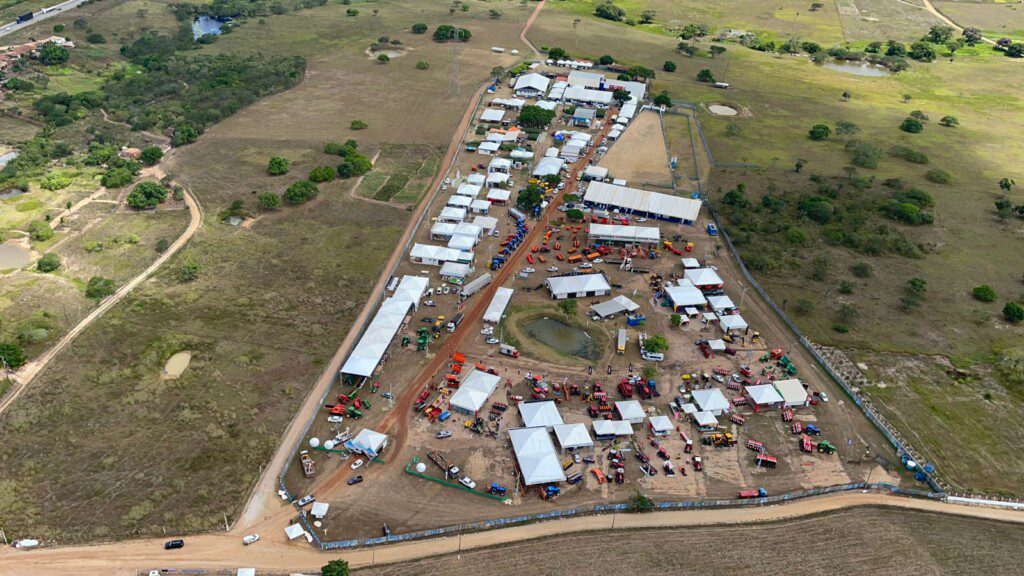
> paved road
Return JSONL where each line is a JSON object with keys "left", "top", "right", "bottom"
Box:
{"left": 0, "top": 164, "right": 203, "bottom": 414}
{"left": 0, "top": 0, "right": 90, "bottom": 39}
{"left": 1, "top": 491, "right": 1021, "bottom": 575}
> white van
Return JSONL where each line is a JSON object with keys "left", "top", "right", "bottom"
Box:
{"left": 641, "top": 351, "right": 665, "bottom": 362}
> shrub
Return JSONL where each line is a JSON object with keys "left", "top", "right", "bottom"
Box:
{"left": 155, "top": 238, "right": 170, "bottom": 253}
{"left": 36, "top": 253, "right": 61, "bottom": 272}
{"left": 595, "top": 1, "right": 626, "bottom": 21}
{"left": 839, "top": 281, "right": 854, "bottom": 294}
{"left": 336, "top": 154, "right": 372, "bottom": 177}
{"left": 126, "top": 181, "right": 168, "bottom": 210}
{"left": 350, "top": 120, "right": 368, "bottom": 130}
{"left": 808, "top": 124, "right": 831, "bottom": 140}
{"left": 258, "top": 192, "right": 281, "bottom": 210}
{"left": 696, "top": 68, "right": 715, "bottom": 83}
{"left": 28, "top": 221, "right": 54, "bottom": 242}
{"left": 415, "top": 60, "right": 430, "bottom": 70}
{"left": 101, "top": 167, "right": 134, "bottom": 188}
{"left": 139, "top": 146, "right": 163, "bottom": 165}
{"left": 832, "top": 323, "right": 850, "bottom": 333}
{"left": 972, "top": 285, "right": 997, "bottom": 302}
{"left": 939, "top": 115, "right": 959, "bottom": 127}
{"left": 1004, "top": 302, "right": 1024, "bottom": 323}
{"left": 267, "top": 156, "right": 289, "bottom": 175}
{"left": 86, "top": 32, "right": 106, "bottom": 44}
{"left": 39, "top": 172, "right": 72, "bottom": 190}
{"left": 377, "top": 53, "right": 390, "bottom": 63}
{"left": 846, "top": 140, "right": 882, "bottom": 168}
{"left": 851, "top": 262, "right": 872, "bottom": 278}
{"left": 178, "top": 260, "right": 201, "bottom": 283}
{"left": 925, "top": 169, "right": 951, "bottom": 184}
{"left": 900, "top": 117, "right": 923, "bottom": 133}
{"left": 283, "top": 180, "right": 319, "bottom": 205}
{"left": 433, "top": 25, "right": 471, "bottom": 42}
{"left": 309, "top": 166, "right": 336, "bottom": 183}
{"left": 793, "top": 298, "right": 814, "bottom": 315}
{"left": 85, "top": 276, "right": 116, "bottom": 300}
{"left": 411, "top": 23, "right": 428, "bottom": 34}
{"left": 0, "top": 342, "right": 28, "bottom": 370}
{"left": 662, "top": 60, "right": 676, "bottom": 72}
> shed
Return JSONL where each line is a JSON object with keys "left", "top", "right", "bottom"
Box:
{"left": 615, "top": 400, "right": 645, "bottom": 424}
{"left": 684, "top": 267, "right": 724, "bottom": 289}
{"left": 583, "top": 181, "right": 702, "bottom": 224}
{"left": 449, "top": 369, "right": 500, "bottom": 415}
{"left": 509, "top": 427, "right": 566, "bottom": 485}
{"left": 773, "top": 379, "right": 809, "bottom": 407}
{"left": 745, "top": 384, "right": 785, "bottom": 412}
{"left": 310, "top": 502, "right": 330, "bottom": 519}
{"left": 692, "top": 388, "right": 730, "bottom": 416}
{"left": 693, "top": 410, "right": 719, "bottom": 431}
{"left": 519, "top": 400, "right": 564, "bottom": 431}
{"left": 545, "top": 273, "right": 611, "bottom": 300}
{"left": 707, "top": 295, "right": 736, "bottom": 313}
{"left": 592, "top": 419, "right": 634, "bottom": 439}
{"left": 589, "top": 223, "right": 660, "bottom": 244}
{"left": 553, "top": 423, "right": 594, "bottom": 451}
{"left": 648, "top": 415, "right": 673, "bottom": 436}
{"left": 719, "top": 314, "right": 748, "bottom": 333}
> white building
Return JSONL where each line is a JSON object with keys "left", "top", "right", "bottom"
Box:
{"left": 584, "top": 181, "right": 702, "bottom": 224}
{"left": 486, "top": 188, "right": 512, "bottom": 205}
{"left": 719, "top": 314, "right": 748, "bottom": 333}
{"left": 470, "top": 199, "right": 491, "bottom": 214}
{"left": 615, "top": 400, "right": 645, "bottom": 424}
{"left": 592, "top": 419, "right": 634, "bottom": 439}
{"left": 545, "top": 273, "right": 611, "bottom": 300}
{"left": 486, "top": 172, "right": 510, "bottom": 187}
{"left": 533, "top": 156, "right": 565, "bottom": 177}
{"left": 553, "top": 423, "right": 594, "bottom": 452}
{"left": 446, "top": 195, "right": 472, "bottom": 209}
{"left": 409, "top": 243, "right": 471, "bottom": 266}
{"left": 518, "top": 400, "right": 564, "bottom": 431}
{"left": 472, "top": 216, "right": 498, "bottom": 234}
{"left": 773, "top": 379, "right": 809, "bottom": 407}
{"left": 589, "top": 295, "right": 639, "bottom": 319}
{"left": 583, "top": 166, "right": 609, "bottom": 182}
{"left": 480, "top": 108, "right": 506, "bottom": 123}
{"left": 455, "top": 183, "right": 483, "bottom": 198}
{"left": 438, "top": 206, "right": 467, "bottom": 223}
{"left": 648, "top": 415, "right": 673, "bottom": 437}
{"left": 692, "top": 388, "right": 730, "bottom": 416}
{"left": 447, "top": 234, "right": 476, "bottom": 252}
{"left": 509, "top": 427, "right": 566, "bottom": 485}
{"left": 349, "top": 428, "right": 388, "bottom": 457}
{"left": 707, "top": 295, "right": 736, "bottom": 313}
{"left": 588, "top": 223, "right": 660, "bottom": 244}
{"left": 439, "top": 261, "right": 473, "bottom": 279}
{"left": 513, "top": 73, "right": 550, "bottom": 98}
{"left": 450, "top": 369, "right": 501, "bottom": 415}
{"left": 745, "top": 384, "right": 785, "bottom": 413}
{"left": 483, "top": 286, "right": 513, "bottom": 323}
{"left": 684, "top": 268, "right": 724, "bottom": 290}
{"left": 664, "top": 281, "right": 707, "bottom": 311}
{"left": 488, "top": 157, "right": 512, "bottom": 173}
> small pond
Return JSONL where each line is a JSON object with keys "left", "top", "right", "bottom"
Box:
{"left": 0, "top": 189, "right": 26, "bottom": 200}
{"left": 164, "top": 351, "right": 193, "bottom": 378}
{"left": 0, "top": 244, "right": 32, "bottom": 269}
{"left": 192, "top": 16, "right": 226, "bottom": 40}
{"left": 822, "top": 61, "right": 893, "bottom": 77}
{"left": 523, "top": 317, "right": 600, "bottom": 360}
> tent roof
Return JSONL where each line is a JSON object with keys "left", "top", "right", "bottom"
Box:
{"left": 773, "top": 379, "right": 808, "bottom": 404}
{"left": 439, "top": 206, "right": 467, "bottom": 221}
{"left": 519, "top": 401, "right": 564, "bottom": 429}
{"left": 478, "top": 141, "right": 501, "bottom": 153}
{"left": 694, "top": 411, "right": 719, "bottom": 427}
{"left": 393, "top": 275, "right": 428, "bottom": 305}
{"left": 472, "top": 216, "right": 498, "bottom": 231}
{"left": 483, "top": 287, "right": 514, "bottom": 323}
{"left": 352, "top": 428, "right": 387, "bottom": 453}
{"left": 563, "top": 85, "right": 613, "bottom": 104}
{"left": 533, "top": 156, "right": 565, "bottom": 177}
{"left": 450, "top": 369, "right": 500, "bottom": 412}
{"left": 592, "top": 420, "right": 634, "bottom": 436}
{"left": 588, "top": 223, "right": 660, "bottom": 243}
{"left": 455, "top": 183, "right": 483, "bottom": 197}
{"left": 486, "top": 188, "right": 512, "bottom": 201}
{"left": 553, "top": 423, "right": 594, "bottom": 449}
{"left": 447, "top": 194, "right": 472, "bottom": 207}
{"left": 410, "top": 243, "right": 467, "bottom": 263}
{"left": 589, "top": 295, "right": 640, "bottom": 318}
{"left": 466, "top": 173, "right": 486, "bottom": 185}
{"left": 648, "top": 415, "right": 673, "bottom": 432}
{"left": 454, "top": 222, "right": 482, "bottom": 237}
{"left": 489, "top": 157, "right": 512, "bottom": 170}
{"left": 681, "top": 257, "right": 701, "bottom": 268}
{"left": 692, "top": 388, "right": 730, "bottom": 412}
{"left": 492, "top": 97, "right": 526, "bottom": 108}
{"left": 536, "top": 100, "right": 558, "bottom": 110}
{"left": 486, "top": 172, "right": 509, "bottom": 184}
{"left": 510, "top": 149, "right": 535, "bottom": 159}
{"left": 665, "top": 283, "right": 706, "bottom": 307}
{"left": 746, "top": 384, "right": 784, "bottom": 405}
{"left": 284, "top": 524, "right": 306, "bottom": 540}
{"left": 439, "top": 261, "right": 473, "bottom": 278}
{"left": 615, "top": 400, "right": 645, "bottom": 420}
{"left": 431, "top": 221, "right": 457, "bottom": 237}
{"left": 447, "top": 235, "right": 476, "bottom": 251}
{"left": 509, "top": 427, "right": 567, "bottom": 485}
{"left": 684, "top": 267, "right": 724, "bottom": 287}
{"left": 471, "top": 199, "right": 491, "bottom": 211}
{"left": 584, "top": 181, "right": 701, "bottom": 221}
{"left": 310, "top": 501, "right": 330, "bottom": 519}
{"left": 341, "top": 296, "right": 413, "bottom": 377}
{"left": 546, "top": 273, "right": 610, "bottom": 296}
{"left": 513, "top": 72, "right": 550, "bottom": 93}
{"left": 707, "top": 295, "right": 736, "bottom": 312}
{"left": 719, "top": 314, "right": 748, "bottom": 332}
{"left": 480, "top": 108, "right": 505, "bottom": 122}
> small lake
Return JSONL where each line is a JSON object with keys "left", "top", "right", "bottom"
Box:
{"left": 823, "top": 61, "right": 893, "bottom": 77}
{"left": 0, "top": 244, "right": 32, "bottom": 269}
{"left": 192, "top": 16, "right": 226, "bottom": 40}
{"left": 523, "top": 317, "right": 600, "bottom": 360}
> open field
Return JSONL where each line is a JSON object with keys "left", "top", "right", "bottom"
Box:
{"left": 835, "top": 0, "right": 944, "bottom": 42}
{"left": 354, "top": 144, "right": 442, "bottom": 204}
{"left": 0, "top": 0, "right": 530, "bottom": 541}
{"left": 934, "top": 0, "right": 1024, "bottom": 40}
{"left": 596, "top": 109, "right": 672, "bottom": 187}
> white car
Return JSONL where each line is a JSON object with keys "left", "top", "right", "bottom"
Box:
{"left": 636, "top": 217, "right": 647, "bottom": 223}
{"left": 481, "top": 327, "right": 494, "bottom": 335}
{"left": 556, "top": 182, "right": 566, "bottom": 190}
{"left": 327, "top": 415, "right": 344, "bottom": 424}
{"left": 242, "top": 534, "right": 260, "bottom": 546}
{"left": 459, "top": 476, "right": 477, "bottom": 490}
{"left": 296, "top": 495, "right": 315, "bottom": 507}
{"left": 579, "top": 262, "right": 593, "bottom": 269}
{"left": 522, "top": 267, "right": 535, "bottom": 274}
{"left": 351, "top": 459, "right": 365, "bottom": 470}
{"left": 547, "top": 266, "right": 559, "bottom": 272}
{"left": 486, "top": 337, "right": 500, "bottom": 345}
{"left": 712, "top": 374, "right": 725, "bottom": 383}
{"left": 443, "top": 286, "right": 451, "bottom": 294}
{"left": 424, "top": 300, "right": 437, "bottom": 307}
{"left": 819, "top": 391, "right": 829, "bottom": 402}
{"left": 592, "top": 258, "right": 604, "bottom": 264}
{"left": 492, "top": 229, "right": 500, "bottom": 237}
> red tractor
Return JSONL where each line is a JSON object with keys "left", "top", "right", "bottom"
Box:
{"left": 617, "top": 379, "right": 634, "bottom": 398}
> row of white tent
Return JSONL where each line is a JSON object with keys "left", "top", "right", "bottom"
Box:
{"left": 340, "top": 276, "right": 428, "bottom": 378}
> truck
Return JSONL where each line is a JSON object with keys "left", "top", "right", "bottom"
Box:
{"left": 738, "top": 488, "right": 768, "bottom": 499}
{"left": 16, "top": 11, "right": 33, "bottom": 23}
{"left": 460, "top": 273, "right": 493, "bottom": 298}
{"left": 446, "top": 312, "right": 464, "bottom": 333}
{"left": 509, "top": 207, "right": 526, "bottom": 222}
{"left": 616, "top": 329, "right": 627, "bottom": 354}
{"left": 499, "top": 343, "right": 520, "bottom": 358}
{"left": 300, "top": 450, "right": 315, "bottom": 478}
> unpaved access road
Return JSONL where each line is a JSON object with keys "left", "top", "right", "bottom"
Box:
{"left": 1, "top": 491, "right": 1021, "bottom": 575}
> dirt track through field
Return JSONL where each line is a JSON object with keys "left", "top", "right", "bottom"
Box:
{"left": 1, "top": 491, "right": 1021, "bottom": 575}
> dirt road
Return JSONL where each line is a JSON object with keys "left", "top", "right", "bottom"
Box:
{"left": 2, "top": 491, "right": 1021, "bottom": 575}
{"left": 0, "top": 169, "right": 202, "bottom": 415}
{"left": 920, "top": 0, "right": 996, "bottom": 45}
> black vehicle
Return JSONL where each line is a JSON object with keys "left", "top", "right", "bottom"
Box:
{"left": 164, "top": 539, "right": 185, "bottom": 550}
{"left": 347, "top": 475, "right": 364, "bottom": 485}
{"left": 382, "top": 523, "right": 392, "bottom": 537}
{"left": 16, "top": 12, "right": 33, "bottom": 23}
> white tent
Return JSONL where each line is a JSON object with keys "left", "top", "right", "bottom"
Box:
{"left": 719, "top": 314, "right": 748, "bottom": 333}
{"left": 693, "top": 410, "right": 719, "bottom": 429}
{"left": 746, "top": 384, "right": 784, "bottom": 409}
{"left": 472, "top": 216, "right": 498, "bottom": 234}
{"left": 486, "top": 172, "right": 510, "bottom": 187}
{"left": 447, "top": 234, "right": 476, "bottom": 251}
{"left": 466, "top": 173, "right": 485, "bottom": 186}
{"left": 486, "top": 188, "right": 512, "bottom": 203}
{"left": 455, "top": 183, "right": 483, "bottom": 197}
{"left": 615, "top": 400, "right": 645, "bottom": 424}
{"left": 545, "top": 273, "right": 611, "bottom": 299}
{"left": 483, "top": 286, "right": 514, "bottom": 323}
{"left": 509, "top": 427, "right": 567, "bottom": 485}
{"left": 707, "top": 295, "right": 736, "bottom": 313}
{"left": 341, "top": 296, "right": 413, "bottom": 377}
{"left": 588, "top": 224, "right": 660, "bottom": 244}
{"left": 449, "top": 369, "right": 500, "bottom": 414}
{"left": 519, "top": 401, "right": 564, "bottom": 430}
{"left": 284, "top": 523, "right": 307, "bottom": 540}
{"left": 536, "top": 100, "right": 558, "bottom": 110}
{"left": 589, "top": 295, "right": 639, "bottom": 318}
{"left": 491, "top": 97, "right": 526, "bottom": 109}
{"left": 440, "top": 261, "right": 473, "bottom": 279}
{"left": 438, "top": 206, "right": 467, "bottom": 223}
{"left": 410, "top": 243, "right": 470, "bottom": 265}
{"left": 684, "top": 267, "right": 724, "bottom": 288}
{"left": 681, "top": 257, "right": 701, "bottom": 269}
{"left": 553, "top": 423, "right": 594, "bottom": 451}
{"left": 510, "top": 149, "right": 535, "bottom": 160}
{"left": 513, "top": 73, "right": 550, "bottom": 97}
{"left": 648, "top": 415, "right": 673, "bottom": 436}
{"left": 310, "top": 502, "right": 330, "bottom": 519}
{"left": 350, "top": 428, "right": 388, "bottom": 456}
{"left": 665, "top": 282, "right": 706, "bottom": 309}
{"left": 583, "top": 181, "right": 701, "bottom": 223}
{"left": 592, "top": 420, "right": 634, "bottom": 438}
{"left": 533, "top": 157, "right": 565, "bottom": 177}
{"left": 708, "top": 338, "right": 727, "bottom": 351}
{"left": 773, "top": 379, "right": 809, "bottom": 407}
{"left": 692, "top": 388, "right": 730, "bottom": 416}
{"left": 237, "top": 569, "right": 256, "bottom": 576}
{"left": 431, "top": 221, "right": 457, "bottom": 239}
{"left": 488, "top": 157, "right": 512, "bottom": 173}
{"left": 446, "top": 194, "right": 472, "bottom": 209}
{"left": 393, "top": 275, "right": 428, "bottom": 308}
{"left": 480, "top": 108, "right": 506, "bottom": 123}
{"left": 477, "top": 141, "right": 501, "bottom": 154}
{"left": 470, "top": 199, "right": 491, "bottom": 214}
{"left": 583, "top": 165, "right": 609, "bottom": 181}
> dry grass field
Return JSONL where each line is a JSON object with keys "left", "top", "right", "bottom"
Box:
{"left": 356, "top": 506, "right": 1024, "bottom": 576}
{"left": 934, "top": 0, "right": 1024, "bottom": 40}
{"left": 597, "top": 109, "right": 672, "bottom": 187}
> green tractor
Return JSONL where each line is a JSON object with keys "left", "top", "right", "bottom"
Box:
{"left": 817, "top": 440, "right": 837, "bottom": 455}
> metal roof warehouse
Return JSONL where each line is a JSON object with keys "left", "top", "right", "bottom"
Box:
{"left": 583, "top": 181, "right": 702, "bottom": 224}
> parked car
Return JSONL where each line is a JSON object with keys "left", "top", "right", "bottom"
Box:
{"left": 164, "top": 539, "right": 185, "bottom": 550}
{"left": 242, "top": 534, "right": 260, "bottom": 546}
{"left": 351, "top": 459, "right": 364, "bottom": 470}
{"left": 592, "top": 258, "right": 604, "bottom": 264}
{"left": 485, "top": 337, "right": 500, "bottom": 345}
{"left": 436, "top": 430, "right": 452, "bottom": 439}
{"left": 522, "top": 267, "right": 535, "bottom": 274}
{"left": 547, "top": 266, "right": 559, "bottom": 272}
{"left": 579, "top": 262, "right": 593, "bottom": 269}
{"left": 424, "top": 300, "right": 436, "bottom": 307}
{"left": 381, "top": 391, "right": 394, "bottom": 400}
{"left": 296, "top": 495, "right": 315, "bottom": 507}
{"left": 347, "top": 475, "right": 364, "bottom": 486}
{"left": 327, "top": 415, "right": 344, "bottom": 424}
{"left": 818, "top": 391, "right": 829, "bottom": 402}
{"left": 712, "top": 374, "right": 725, "bottom": 383}
{"left": 459, "top": 476, "right": 477, "bottom": 490}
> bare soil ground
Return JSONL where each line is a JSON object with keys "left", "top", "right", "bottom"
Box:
{"left": 354, "top": 506, "right": 1024, "bottom": 576}
{"left": 597, "top": 110, "right": 673, "bottom": 187}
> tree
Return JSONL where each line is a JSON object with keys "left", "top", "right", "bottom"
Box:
{"left": 611, "top": 89, "right": 631, "bottom": 105}
{"left": 172, "top": 124, "right": 199, "bottom": 147}
{"left": 939, "top": 115, "right": 959, "bottom": 127}
{"left": 350, "top": 120, "right": 368, "bottom": 130}
{"left": 709, "top": 45, "right": 726, "bottom": 58}
{"left": 924, "top": 25, "right": 954, "bottom": 44}
{"left": 652, "top": 91, "right": 672, "bottom": 107}
{"left": 85, "top": 276, "right": 116, "bottom": 300}
{"left": 411, "top": 22, "right": 428, "bottom": 34}
{"left": 337, "top": 154, "right": 372, "bottom": 177}
{"left": 629, "top": 489, "right": 654, "bottom": 511}
{"left": 433, "top": 24, "right": 471, "bottom": 42}
{"left": 1004, "top": 302, "right": 1024, "bottom": 323}
{"left": 908, "top": 41, "right": 936, "bottom": 62}
{"left": 640, "top": 10, "right": 656, "bottom": 24}
{"left": 102, "top": 167, "right": 135, "bottom": 188}
{"left": 321, "top": 559, "right": 350, "bottom": 576}
{"left": 885, "top": 41, "right": 907, "bottom": 57}
{"left": 908, "top": 277, "right": 928, "bottom": 296}
{"left": 516, "top": 184, "right": 543, "bottom": 212}
{"left": 377, "top": 53, "right": 390, "bottom": 63}
{"left": 37, "top": 43, "right": 70, "bottom": 65}
{"left": 808, "top": 124, "right": 831, "bottom": 140}
{"left": 662, "top": 60, "right": 677, "bottom": 72}
{"left": 678, "top": 23, "right": 709, "bottom": 39}
{"left": 309, "top": 166, "right": 336, "bottom": 183}
{"left": 795, "top": 159, "right": 806, "bottom": 173}
{"left": 0, "top": 342, "right": 28, "bottom": 370}
{"left": 627, "top": 65, "right": 655, "bottom": 80}
{"left": 909, "top": 109, "right": 929, "bottom": 121}
{"left": 598, "top": 54, "right": 615, "bottom": 65}
{"left": 547, "top": 47, "right": 568, "bottom": 60}
{"left": 899, "top": 117, "right": 923, "bottom": 133}
{"left": 283, "top": 180, "right": 320, "bottom": 205}
{"left": 696, "top": 68, "right": 715, "bottom": 83}
{"left": 962, "top": 27, "right": 983, "bottom": 45}
{"left": 671, "top": 313, "right": 683, "bottom": 326}
{"left": 557, "top": 298, "right": 578, "bottom": 316}
{"left": 517, "top": 105, "right": 556, "bottom": 128}
{"left": 415, "top": 60, "right": 430, "bottom": 70}
{"left": 28, "top": 220, "right": 54, "bottom": 242}
{"left": 126, "top": 181, "right": 168, "bottom": 210}
{"left": 178, "top": 260, "right": 201, "bottom": 283}
{"left": 268, "top": 156, "right": 289, "bottom": 175}
{"left": 565, "top": 208, "right": 584, "bottom": 221}
{"left": 37, "top": 252, "right": 61, "bottom": 272}
{"left": 834, "top": 120, "right": 860, "bottom": 135}
{"left": 865, "top": 41, "right": 883, "bottom": 53}
{"left": 594, "top": 1, "right": 625, "bottom": 22}
{"left": 972, "top": 285, "right": 997, "bottom": 303}
{"left": 258, "top": 192, "right": 281, "bottom": 210}
{"left": 139, "top": 146, "right": 163, "bottom": 165}
{"left": 998, "top": 178, "right": 1015, "bottom": 193}
{"left": 642, "top": 335, "right": 669, "bottom": 353}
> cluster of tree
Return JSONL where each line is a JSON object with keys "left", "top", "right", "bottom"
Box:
{"left": 126, "top": 181, "right": 169, "bottom": 210}
{"left": 35, "top": 42, "right": 70, "bottom": 65}
{"left": 616, "top": 65, "right": 655, "bottom": 82}
{"left": 594, "top": 1, "right": 625, "bottom": 22}
{"left": 678, "top": 23, "right": 709, "bottom": 40}
{"left": 0, "top": 341, "right": 28, "bottom": 370}
{"left": 994, "top": 178, "right": 1024, "bottom": 221}
{"left": 888, "top": 145, "right": 929, "bottom": 165}
{"left": 642, "top": 335, "right": 668, "bottom": 353}
{"left": 995, "top": 37, "right": 1024, "bottom": 58}
{"left": 880, "top": 188, "right": 935, "bottom": 226}
{"left": 517, "top": 183, "right": 544, "bottom": 212}
{"left": 433, "top": 24, "right": 471, "bottom": 42}
{"left": 172, "top": 0, "right": 327, "bottom": 21}
{"left": 32, "top": 91, "right": 104, "bottom": 126}
{"left": 100, "top": 155, "right": 143, "bottom": 188}
{"left": 518, "top": 105, "right": 556, "bottom": 128}
{"left": 105, "top": 45, "right": 306, "bottom": 146}
{"left": 0, "top": 136, "right": 72, "bottom": 189}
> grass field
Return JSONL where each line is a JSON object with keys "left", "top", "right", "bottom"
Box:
{"left": 355, "top": 144, "right": 441, "bottom": 204}
{"left": 356, "top": 507, "right": 1024, "bottom": 575}
{"left": 934, "top": 0, "right": 1024, "bottom": 40}
{"left": 0, "top": 0, "right": 529, "bottom": 541}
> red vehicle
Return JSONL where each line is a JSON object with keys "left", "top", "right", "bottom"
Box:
{"left": 712, "top": 367, "right": 729, "bottom": 376}
{"left": 755, "top": 454, "right": 778, "bottom": 468}
{"left": 739, "top": 365, "right": 753, "bottom": 377}
{"left": 532, "top": 245, "right": 539, "bottom": 253}
{"left": 791, "top": 421, "right": 803, "bottom": 434}
{"left": 637, "top": 382, "right": 653, "bottom": 400}
{"left": 416, "top": 388, "right": 431, "bottom": 403}
{"left": 800, "top": 434, "right": 814, "bottom": 453}
{"left": 727, "top": 381, "right": 741, "bottom": 391}
{"left": 617, "top": 379, "right": 634, "bottom": 398}
{"left": 730, "top": 413, "right": 746, "bottom": 426}
{"left": 691, "top": 455, "right": 703, "bottom": 471}
{"left": 614, "top": 468, "right": 625, "bottom": 484}
{"left": 732, "top": 396, "right": 747, "bottom": 406}
{"left": 680, "top": 430, "right": 694, "bottom": 454}
{"left": 724, "top": 346, "right": 738, "bottom": 356}
{"left": 556, "top": 253, "right": 565, "bottom": 261}
{"left": 782, "top": 409, "right": 794, "bottom": 422}
{"left": 591, "top": 468, "right": 606, "bottom": 484}
{"left": 526, "top": 254, "right": 535, "bottom": 264}
{"left": 596, "top": 245, "right": 611, "bottom": 255}
{"left": 738, "top": 488, "right": 768, "bottom": 499}
{"left": 553, "top": 242, "right": 561, "bottom": 250}
{"left": 745, "top": 439, "right": 765, "bottom": 453}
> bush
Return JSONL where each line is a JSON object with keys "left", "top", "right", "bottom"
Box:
{"left": 832, "top": 323, "right": 850, "bottom": 333}
{"left": 1004, "top": 302, "right": 1024, "bottom": 323}
{"left": 433, "top": 25, "right": 471, "bottom": 42}
{"left": 258, "top": 192, "right": 281, "bottom": 210}
{"left": 39, "top": 172, "right": 72, "bottom": 190}
{"left": 595, "top": 1, "right": 626, "bottom": 22}
{"left": 808, "top": 124, "right": 831, "bottom": 140}
{"left": 846, "top": 140, "right": 882, "bottom": 168}
{"left": 0, "top": 342, "right": 28, "bottom": 370}
{"left": 309, "top": 166, "right": 336, "bottom": 183}
{"left": 155, "top": 238, "right": 170, "bottom": 253}
{"left": 793, "top": 298, "right": 814, "bottom": 315}
{"left": 126, "top": 181, "right": 168, "bottom": 210}
{"left": 662, "top": 60, "right": 677, "bottom": 72}
{"left": 350, "top": 120, "right": 368, "bottom": 130}
{"left": 925, "top": 169, "right": 951, "bottom": 184}
{"left": 377, "top": 53, "right": 390, "bottom": 63}
{"left": 178, "top": 260, "right": 201, "bottom": 283}
{"left": 972, "top": 285, "right": 997, "bottom": 302}
{"left": 86, "top": 32, "right": 107, "bottom": 44}
{"left": 415, "top": 60, "right": 430, "bottom": 70}
{"left": 851, "top": 262, "right": 872, "bottom": 278}
{"left": 267, "top": 156, "right": 289, "bottom": 175}
{"left": 28, "top": 221, "right": 54, "bottom": 242}
{"left": 101, "top": 167, "right": 135, "bottom": 188}
{"left": 900, "top": 117, "right": 924, "bottom": 133}
{"left": 337, "top": 154, "right": 372, "bottom": 177}
{"left": 283, "top": 180, "right": 319, "bottom": 205}
{"left": 85, "top": 276, "right": 116, "bottom": 300}
{"left": 139, "top": 146, "right": 163, "bottom": 165}
{"left": 411, "top": 23, "right": 428, "bottom": 34}
{"left": 36, "top": 252, "right": 61, "bottom": 272}
{"left": 696, "top": 68, "right": 715, "bottom": 83}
